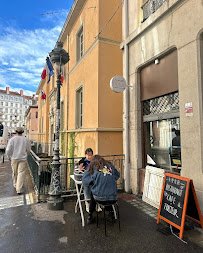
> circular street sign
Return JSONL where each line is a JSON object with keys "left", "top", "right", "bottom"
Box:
{"left": 110, "top": 75, "right": 127, "bottom": 93}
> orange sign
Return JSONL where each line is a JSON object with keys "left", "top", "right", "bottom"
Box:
{"left": 157, "top": 173, "right": 203, "bottom": 239}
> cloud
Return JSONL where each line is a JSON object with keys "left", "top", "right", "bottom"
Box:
{"left": 0, "top": 10, "right": 67, "bottom": 93}
{"left": 7, "top": 68, "right": 21, "bottom": 72}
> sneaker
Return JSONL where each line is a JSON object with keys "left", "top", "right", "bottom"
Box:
{"left": 85, "top": 201, "right": 89, "bottom": 213}
{"left": 87, "top": 214, "right": 95, "bottom": 224}
{"left": 96, "top": 204, "right": 102, "bottom": 212}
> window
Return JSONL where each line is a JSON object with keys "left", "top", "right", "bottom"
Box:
{"left": 142, "top": 0, "right": 167, "bottom": 22}
{"left": 5, "top": 108, "right": 8, "bottom": 113}
{"left": 20, "top": 110, "right": 22, "bottom": 114}
{"left": 10, "top": 115, "right": 12, "bottom": 120}
{"left": 75, "top": 86, "right": 83, "bottom": 129}
{"left": 11, "top": 103, "right": 13, "bottom": 107}
{"left": 10, "top": 96, "right": 13, "bottom": 100}
{"left": 76, "top": 26, "right": 84, "bottom": 62}
{"left": 10, "top": 109, "right": 12, "bottom": 113}
{"left": 39, "top": 118, "right": 41, "bottom": 133}
{"left": 143, "top": 92, "right": 180, "bottom": 170}
{"left": 15, "top": 97, "right": 18, "bottom": 101}
{"left": 5, "top": 115, "right": 7, "bottom": 119}
{"left": 52, "top": 75, "right": 55, "bottom": 89}
{"left": 0, "top": 102, "right": 3, "bottom": 106}
{"left": 15, "top": 103, "right": 18, "bottom": 107}
{"left": 5, "top": 102, "right": 8, "bottom": 106}
{"left": 42, "top": 116, "right": 44, "bottom": 133}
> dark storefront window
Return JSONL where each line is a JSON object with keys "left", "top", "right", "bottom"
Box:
{"left": 143, "top": 92, "right": 181, "bottom": 170}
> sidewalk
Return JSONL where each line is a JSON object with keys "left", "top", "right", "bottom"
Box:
{"left": 0, "top": 158, "right": 203, "bottom": 253}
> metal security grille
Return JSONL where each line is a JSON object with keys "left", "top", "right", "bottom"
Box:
{"left": 143, "top": 92, "right": 179, "bottom": 116}
{"left": 142, "top": 0, "right": 167, "bottom": 22}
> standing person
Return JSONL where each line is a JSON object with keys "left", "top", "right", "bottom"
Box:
{"left": 172, "top": 129, "right": 181, "bottom": 146}
{"left": 6, "top": 127, "right": 31, "bottom": 195}
{"left": 82, "top": 155, "right": 120, "bottom": 224}
{"left": 78, "top": 148, "right": 93, "bottom": 212}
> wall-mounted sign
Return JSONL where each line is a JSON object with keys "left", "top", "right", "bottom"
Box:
{"left": 185, "top": 102, "right": 193, "bottom": 116}
{"left": 110, "top": 75, "right": 127, "bottom": 93}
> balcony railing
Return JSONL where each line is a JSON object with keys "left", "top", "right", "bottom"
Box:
{"left": 142, "top": 0, "right": 167, "bottom": 22}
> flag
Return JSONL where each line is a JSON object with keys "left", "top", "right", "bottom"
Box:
{"left": 40, "top": 57, "right": 54, "bottom": 84}
{"left": 41, "top": 69, "right": 46, "bottom": 80}
{"left": 46, "top": 57, "right": 54, "bottom": 84}
{"left": 41, "top": 91, "right": 46, "bottom": 100}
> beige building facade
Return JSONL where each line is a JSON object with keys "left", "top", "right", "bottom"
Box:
{"left": 36, "top": 78, "right": 51, "bottom": 153}
{"left": 25, "top": 105, "right": 38, "bottom": 142}
{"left": 122, "top": 0, "right": 203, "bottom": 211}
{"left": 58, "top": 0, "right": 123, "bottom": 157}
{"left": 36, "top": 0, "right": 123, "bottom": 158}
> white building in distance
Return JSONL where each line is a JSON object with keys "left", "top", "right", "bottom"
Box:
{"left": 0, "top": 87, "right": 36, "bottom": 134}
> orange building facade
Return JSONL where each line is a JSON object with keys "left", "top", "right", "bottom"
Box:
{"left": 36, "top": 0, "right": 123, "bottom": 158}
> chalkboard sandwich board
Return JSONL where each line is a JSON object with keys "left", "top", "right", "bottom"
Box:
{"left": 157, "top": 173, "right": 203, "bottom": 239}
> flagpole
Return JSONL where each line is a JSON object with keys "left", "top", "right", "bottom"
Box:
{"left": 47, "top": 42, "right": 69, "bottom": 211}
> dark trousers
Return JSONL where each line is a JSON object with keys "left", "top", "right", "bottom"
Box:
{"left": 89, "top": 192, "right": 115, "bottom": 214}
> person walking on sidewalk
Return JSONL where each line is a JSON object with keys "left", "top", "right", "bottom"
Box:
{"left": 6, "top": 127, "right": 31, "bottom": 195}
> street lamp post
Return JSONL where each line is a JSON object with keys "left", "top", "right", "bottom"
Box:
{"left": 47, "top": 41, "right": 69, "bottom": 210}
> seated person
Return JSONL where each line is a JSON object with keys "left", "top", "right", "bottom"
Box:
{"left": 78, "top": 148, "right": 93, "bottom": 212}
{"left": 82, "top": 155, "right": 120, "bottom": 224}
{"left": 78, "top": 148, "right": 93, "bottom": 171}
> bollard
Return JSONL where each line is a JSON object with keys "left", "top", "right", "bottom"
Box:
{"left": 3, "top": 154, "right": 4, "bottom": 163}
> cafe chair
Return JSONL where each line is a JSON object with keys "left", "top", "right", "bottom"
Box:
{"left": 96, "top": 200, "right": 121, "bottom": 236}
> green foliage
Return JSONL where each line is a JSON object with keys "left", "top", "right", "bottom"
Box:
{"left": 60, "top": 132, "right": 65, "bottom": 156}
{"left": 68, "top": 132, "right": 76, "bottom": 158}
{"left": 68, "top": 132, "right": 79, "bottom": 188}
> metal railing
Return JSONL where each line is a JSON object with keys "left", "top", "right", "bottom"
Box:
{"left": 27, "top": 150, "right": 124, "bottom": 202}
{"left": 142, "top": 0, "right": 167, "bottom": 22}
{"left": 31, "top": 142, "right": 54, "bottom": 156}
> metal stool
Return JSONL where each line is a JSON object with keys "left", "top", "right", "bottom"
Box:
{"left": 96, "top": 201, "right": 120, "bottom": 236}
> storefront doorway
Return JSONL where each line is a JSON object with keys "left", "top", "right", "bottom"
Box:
{"left": 143, "top": 91, "right": 181, "bottom": 171}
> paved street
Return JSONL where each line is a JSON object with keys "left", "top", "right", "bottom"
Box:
{"left": 0, "top": 158, "right": 203, "bottom": 253}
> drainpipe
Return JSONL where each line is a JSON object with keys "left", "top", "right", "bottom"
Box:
{"left": 123, "top": 0, "right": 130, "bottom": 192}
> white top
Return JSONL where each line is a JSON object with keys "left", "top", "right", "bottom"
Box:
{"left": 6, "top": 136, "right": 31, "bottom": 160}
{"left": 70, "top": 175, "right": 82, "bottom": 185}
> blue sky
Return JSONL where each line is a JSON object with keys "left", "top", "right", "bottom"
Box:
{"left": 0, "top": 0, "right": 74, "bottom": 96}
